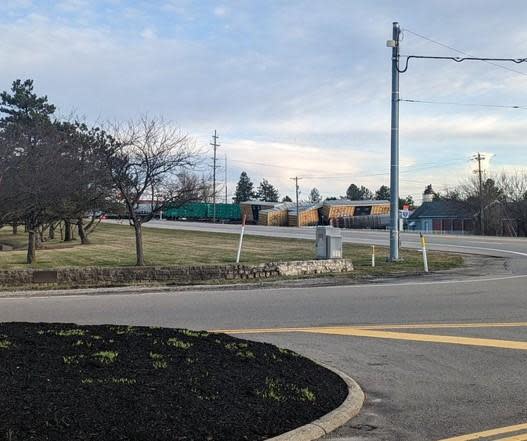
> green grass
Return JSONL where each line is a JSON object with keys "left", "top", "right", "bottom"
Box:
{"left": 0, "top": 223, "right": 462, "bottom": 273}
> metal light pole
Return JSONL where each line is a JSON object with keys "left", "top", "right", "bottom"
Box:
{"left": 388, "top": 22, "right": 401, "bottom": 261}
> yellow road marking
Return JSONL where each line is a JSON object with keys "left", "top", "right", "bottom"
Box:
{"left": 300, "top": 328, "right": 527, "bottom": 351}
{"left": 358, "top": 322, "right": 527, "bottom": 330}
{"left": 213, "top": 323, "right": 527, "bottom": 351}
{"left": 497, "top": 434, "right": 527, "bottom": 441}
{"left": 212, "top": 322, "right": 527, "bottom": 334}
{"left": 438, "top": 423, "right": 527, "bottom": 440}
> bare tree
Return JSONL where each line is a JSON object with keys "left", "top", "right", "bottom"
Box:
{"left": 107, "top": 116, "right": 201, "bottom": 266}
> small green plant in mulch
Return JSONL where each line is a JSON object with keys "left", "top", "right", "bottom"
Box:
{"left": 81, "top": 377, "right": 136, "bottom": 385}
{"left": 257, "top": 378, "right": 317, "bottom": 403}
{"left": 258, "top": 377, "right": 285, "bottom": 402}
{"left": 63, "top": 355, "right": 84, "bottom": 365}
{"left": 0, "top": 339, "right": 11, "bottom": 349}
{"left": 149, "top": 352, "right": 168, "bottom": 369}
{"left": 92, "top": 351, "right": 118, "bottom": 364}
{"left": 225, "top": 341, "right": 256, "bottom": 359}
{"left": 110, "top": 326, "right": 136, "bottom": 335}
{"left": 180, "top": 330, "right": 209, "bottom": 338}
{"left": 42, "top": 329, "right": 86, "bottom": 337}
{"left": 166, "top": 338, "right": 192, "bottom": 349}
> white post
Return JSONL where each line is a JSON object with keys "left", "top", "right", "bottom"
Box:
{"left": 420, "top": 233, "right": 429, "bottom": 273}
{"left": 236, "top": 214, "right": 247, "bottom": 264}
{"left": 371, "top": 245, "right": 376, "bottom": 267}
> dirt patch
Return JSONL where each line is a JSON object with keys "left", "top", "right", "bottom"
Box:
{"left": 0, "top": 322, "right": 347, "bottom": 441}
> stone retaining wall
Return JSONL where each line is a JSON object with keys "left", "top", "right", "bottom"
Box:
{"left": 0, "top": 259, "right": 354, "bottom": 288}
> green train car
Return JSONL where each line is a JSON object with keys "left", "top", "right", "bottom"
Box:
{"left": 164, "top": 202, "right": 241, "bottom": 221}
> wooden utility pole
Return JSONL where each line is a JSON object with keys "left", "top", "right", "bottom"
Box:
{"left": 473, "top": 152, "right": 486, "bottom": 235}
{"left": 290, "top": 176, "right": 302, "bottom": 227}
{"left": 224, "top": 154, "right": 228, "bottom": 204}
{"left": 210, "top": 130, "right": 220, "bottom": 222}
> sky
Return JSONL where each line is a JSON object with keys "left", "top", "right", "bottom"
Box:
{"left": 1, "top": 0, "right": 526, "bottom": 203}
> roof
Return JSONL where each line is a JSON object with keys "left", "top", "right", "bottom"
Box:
{"left": 239, "top": 200, "right": 279, "bottom": 207}
{"left": 409, "top": 200, "right": 475, "bottom": 219}
{"left": 323, "top": 199, "right": 390, "bottom": 206}
{"left": 288, "top": 203, "right": 322, "bottom": 215}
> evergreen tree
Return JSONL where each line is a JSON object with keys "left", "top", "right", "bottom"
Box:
{"left": 375, "top": 185, "right": 391, "bottom": 200}
{"left": 256, "top": 178, "right": 279, "bottom": 202}
{"left": 282, "top": 195, "right": 293, "bottom": 202}
{"left": 233, "top": 171, "right": 254, "bottom": 203}
{"left": 309, "top": 187, "right": 321, "bottom": 203}
{"left": 346, "top": 183, "right": 373, "bottom": 200}
{"left": 346, "top": 183, "right": 361, "bottom": 200}
{"left": 359, "top": 186, "right": 374, "bottom": 200}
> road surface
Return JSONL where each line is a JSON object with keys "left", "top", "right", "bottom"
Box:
{"left": 3, "top": 221, "right": 527, "bottom": 440}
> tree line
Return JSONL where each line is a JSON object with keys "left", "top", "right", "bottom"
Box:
{"left": 0, "top": 79, "right": 205, "bottom": 265}
{"left": 233, "top": 173, "right": 414, "bottom": 208}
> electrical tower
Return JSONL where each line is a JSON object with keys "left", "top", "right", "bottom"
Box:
{"left": 210, "top": 130, "right": 220, "bottom": 223}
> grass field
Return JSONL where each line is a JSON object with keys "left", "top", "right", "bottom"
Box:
{"left": 0, "top": 223, "right": 463, "bottom": 277}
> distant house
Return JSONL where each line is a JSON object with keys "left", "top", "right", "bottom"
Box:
{"left": 409, "top": 199, "right": 475, "bottom": 233}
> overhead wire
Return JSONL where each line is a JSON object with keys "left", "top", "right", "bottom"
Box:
{"left": 399, "top": 98, "right": 527, "bottom": 110}
{"left": 402, "top": 28, "right": 527, "bottom": 77}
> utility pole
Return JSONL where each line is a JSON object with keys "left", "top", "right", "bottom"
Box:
{"left": 210, "top": 130, "right": 220, "bottom": 222}
{"left": 473, "top": 152, "right": 486, "bottom": 235}
{"left": 387, "top": 22, "right": 401, "bottom": 261}
{"left": 224, "top": 154, "right": 228, "bottom": 204}
{"left": 290, "top": 176, "right": 302, "bottom": 228}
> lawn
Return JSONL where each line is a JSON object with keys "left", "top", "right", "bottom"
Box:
{"left": 0, "top": 223, "right": 463, "bottom": 276}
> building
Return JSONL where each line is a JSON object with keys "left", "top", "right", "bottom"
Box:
{"left": 409, "top": 200, "right": 475, "bottom": 233}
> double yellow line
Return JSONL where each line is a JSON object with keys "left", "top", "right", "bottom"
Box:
{"left": 440, "top": 422, "right": 527, "bottom": 440}
{"left": 213, "top": 322, "right": 527, "bottom": 352}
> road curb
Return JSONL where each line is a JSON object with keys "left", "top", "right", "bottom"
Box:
{"left": 267, "top": 362, "right": 365, "bottom": 441}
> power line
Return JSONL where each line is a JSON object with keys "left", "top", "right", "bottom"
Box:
{"left": 400, "top": 98, "right": 527, "bottom": 110}
{"left": 403, "top": 28, "right": 527, "bottom": 77}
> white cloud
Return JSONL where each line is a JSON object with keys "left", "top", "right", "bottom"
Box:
{"left": 213, "top": 6, "right": 227, "bottom": 17}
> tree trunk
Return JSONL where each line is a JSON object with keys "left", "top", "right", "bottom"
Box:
{"left": 12, "top": 223, "right": 17, "bottom": 235}
{"left": 133, "top": 219, "right": 145, "bottom": 266}
{"left": 36, "top": 229, "right": 43, "bottom": 249}
{"left": 49, "top": 224, "right": 55, "bottom": 240}
{"left": 27, "top": 229, "right": 36, "bottom": 264}
{"left": 77, "top": 218, "right": 89, "bottom": 245}
{"left": 64, "top": 219, "right": 72, "bottom": 242}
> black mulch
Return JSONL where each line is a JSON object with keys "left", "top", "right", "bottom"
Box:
{"left": 0, "top": 322, "right": 347, "bottom": 441}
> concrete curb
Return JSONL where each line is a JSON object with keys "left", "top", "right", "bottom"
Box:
{"left": 267, "top": 362, "right": 365, "bottom": 441}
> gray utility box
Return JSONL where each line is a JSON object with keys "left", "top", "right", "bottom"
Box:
{"left": 316, "top": 226, "right": 343, "bottom": 259}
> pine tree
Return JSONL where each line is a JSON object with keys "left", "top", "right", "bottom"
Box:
{"left": 346, "top": 184, "right": 373, "bottom": 200}
{"left": 375, "top": 185, "right": 391, "bottom": 200}
{"left": 256, "top": 179, "right": 279, "bottom": 202}
{"left": 282, "top": 195, "right": 293, "bottom": 202}
{"left": 309, "top": 187, "right": 321, "bottom": 203}
{"left": 233, "top": 172, "right": 254, "bottom": 203}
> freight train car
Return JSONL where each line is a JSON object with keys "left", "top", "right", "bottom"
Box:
{"left": 164, "top": 203, "right": 241, "bottom": 222}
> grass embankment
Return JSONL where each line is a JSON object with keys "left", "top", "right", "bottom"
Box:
{"left": 0, "top": 322, "right": 347, "bottom": 440}
{"left": 0, "top": 223, "right": 462, "bottom": 277}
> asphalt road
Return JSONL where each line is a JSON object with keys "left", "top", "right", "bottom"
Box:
{"left": 3, "top": 221, "right": 527, "bottom": 440}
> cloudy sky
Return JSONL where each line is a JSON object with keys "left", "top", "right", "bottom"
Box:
{"left": 1, "top": 0, "right": 526, "bottom": 203}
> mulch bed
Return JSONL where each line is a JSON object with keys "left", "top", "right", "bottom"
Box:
{"left": 0, "top": 322, "right": 347, "bottom": 441}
